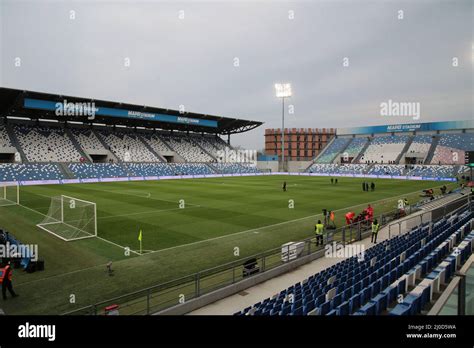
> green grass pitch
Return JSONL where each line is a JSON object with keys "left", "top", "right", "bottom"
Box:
{"left": 0, "top": 175, "right": 454, "bottom": 314}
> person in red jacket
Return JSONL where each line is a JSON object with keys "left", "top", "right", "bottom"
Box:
{"left": 0, "top": 262, "right": 18, "bottom": 300}
{"left": 366, "top": 204, "right": 374, "bottom": 222}
{"left": 345, "top": 211, "right": 355, "bottom": 225}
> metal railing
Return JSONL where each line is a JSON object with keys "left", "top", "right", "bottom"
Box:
{"left": 64, "top": 191, "right": 471, "bottom": 315}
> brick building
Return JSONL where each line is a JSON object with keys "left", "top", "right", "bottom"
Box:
{"left": 264, "top": 128, "right": 336, "bottom": 161}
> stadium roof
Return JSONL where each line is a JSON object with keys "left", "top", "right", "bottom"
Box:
{"left": 0, "top": 88, "right": 263, "bottom": 135}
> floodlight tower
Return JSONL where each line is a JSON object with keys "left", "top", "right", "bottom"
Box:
{"left": 275, "top": 83, "right": 292, "bottom": 172}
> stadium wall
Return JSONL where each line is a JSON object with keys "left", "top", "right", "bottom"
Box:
{"left": 2, "top": 171, "right": 456, "bottom": 187}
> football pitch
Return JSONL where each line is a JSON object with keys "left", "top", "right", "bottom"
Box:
{"left": 0, "top": 175, "right": 455, "bottom": 314}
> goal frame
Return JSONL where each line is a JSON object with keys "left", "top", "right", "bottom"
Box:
{"left": 37, "top": 195, "right": 97, "bottom": 241}
{"left": 0, "top": 183, "right": 19, "bottom": 206}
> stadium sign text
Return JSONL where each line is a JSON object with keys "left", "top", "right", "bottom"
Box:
{"left": 24, "top": 98, "right": 218, "bottom": 128}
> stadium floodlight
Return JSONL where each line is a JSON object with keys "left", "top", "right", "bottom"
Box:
{"left": 275, "top": 83, "right": 292, "bottom": 171}
{"left": 274, "top": 83, "right": 292, "bottom": 98}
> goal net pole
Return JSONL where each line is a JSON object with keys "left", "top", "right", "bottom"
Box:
{"left": 0, "top": 183, "right": 19, "bottom": 206}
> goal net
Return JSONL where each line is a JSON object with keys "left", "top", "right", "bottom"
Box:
{"left": 0, "top": 183, "right": 19, "bottom": 207}
{"left": 37, "top": 195, "right": 97, "bottom": 241}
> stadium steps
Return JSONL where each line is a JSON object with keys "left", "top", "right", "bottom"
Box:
{"left": 91, "top": 129, "right": 122, "bottom": 163}
{"left": 58, "top": 162, "right": 76, "bottom": 179}
{"left": 205, "top": 162, "right": 219, "bottom": 173}
{"left": 311, "top": 136, "right": 336, "bottom": 163}
{"left": 363, "top": 163, "right": 376, "bottom": 174}
{"left": 216, "top": 136, "right": 231, "bottom": 149}
{"left": 332, "top": 137, "right": 354, "bottom": 164}
{"left": 191, "top": 138, "right": 217, "bottom": 161}
{"left": 394, "top": 135, "right": 414, "bottom": 164}
{"left": 352, "top": 138, "right": 371, "bottom": 164}
{"left": 155, "top": 134, "right": 187, "bottom": 162}
{"left": 424, "top": 136, "right": 439, "bottom": 164}
{"left": 64, "top": 128, "right": 92, "bottom": 163}
{"left": 135, "top": 134, "right": 167, "bottom": 162}
{"left": 5, "top": 123, "right": 28, "bottom": 163}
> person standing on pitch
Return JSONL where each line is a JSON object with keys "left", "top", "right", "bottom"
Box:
{"left": 282, "top": 181, "right": 287, "bottom": 192}
{"left": 362, "top": 182, "right": 366, "bottom": 192}
{"left": 371, "top": 219, "right": 380, "bottom": 243}
{"left": 0, "top": 261, "right": 18, "bottom": 300}
{"left": 335, "top": 178, "right": 338, "bottom": 184}
{"left": 330, "top": 178, "right": 334, "bottom": 185}
{"left": 371, "top": 182, "right": 375, "bottom": 191}
{"left": 315, "top": 220, "right": 324, "bottom": 246}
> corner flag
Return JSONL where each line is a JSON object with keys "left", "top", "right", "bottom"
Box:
{"left": 138, "top": 229, "right": 143, "bottom": 254}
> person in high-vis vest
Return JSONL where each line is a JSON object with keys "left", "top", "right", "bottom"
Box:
{"left": 315, "top": 220, "right": 324, "bottom": 246}
{"left": 0, "top": 262, "right": 18, "bottom": 300}
{"left": 371, "top": 219, "right": 380, "bottom": 244}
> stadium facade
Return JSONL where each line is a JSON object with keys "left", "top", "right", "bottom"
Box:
{"left": 264, "top": 128, "right": 336, "bottom": 161}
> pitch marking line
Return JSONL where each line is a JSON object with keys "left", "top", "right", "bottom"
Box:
{"left": 6, "top": 182, "right": 458, "bottom": 288}
{"left": 99, "top": 205, "right": 201, "bottom": 220}
{"left": 141, "top": 183, "right": 457, "bottom": 256}
{"left": 90, "top": 187, "right": 201, "bottom": 207}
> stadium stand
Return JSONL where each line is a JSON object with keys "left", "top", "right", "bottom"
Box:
{"left": 127, "top": 163, "right": 214, "bottom": 176}
{"left": 406, "top": 135, "right": 432, "bottom": 157}
{"left": 141, "top": 134, "right": 173, "bottom": 156}
{"left": 0, "top": 126, "right": 13, "bottom": 147}
{"left": 344, "top": 138, "right": 368, "bottom": 160}
{"left": 431, "top": 133, "right": 474, "bottom": 165}
{"left": 307, "top": 163, "right": 367, "bottom": 175}
{"left": 233, "top": 207, "right": 473, "bottom": 316}
{"left": 70, "top": 128, "right": 107, "bottom": 152}
{"left": 367, "top": 165, "right": 405, "bottom": 176}
{"left": 314, "top": 138, "right": 350, "bottom": 164}
{"left": 0, "top": 120, "right": 472, "bottom": 182}
{"left": 0, "top": 163, "right": 63, "bottom": 181}
{"left": 191, "top": 136, "right": 221, "bottom": 159}
{"left": 68, "top": 163, "right": 129, "bottom": 179}
{"left": 97, "top": 129, "right": 160, "bottom": 162}
{"left": 163, "top": 134, "right": 214, "bottom": 162}
{"left": 359, "top": 135, "right": 410, "bottom": 164}
{"left": 406, "top": 165, "right": 459, "bottom": 178}
{"left": 210, "top": 163, "right": 259, "bottom": 174}
{"left": 14, "top": 125, "right": 82, "bottom": 162}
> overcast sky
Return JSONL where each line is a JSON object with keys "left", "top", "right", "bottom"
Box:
{"left": 1, "top": 0, "right": 472, "bottom": 150}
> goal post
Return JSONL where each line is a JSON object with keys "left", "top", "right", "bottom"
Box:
{"left": 0, "top": 183, "right": 19, "bottom": 207}
{"left": 37, "top": 195, "right": 97, "bottom": 241}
